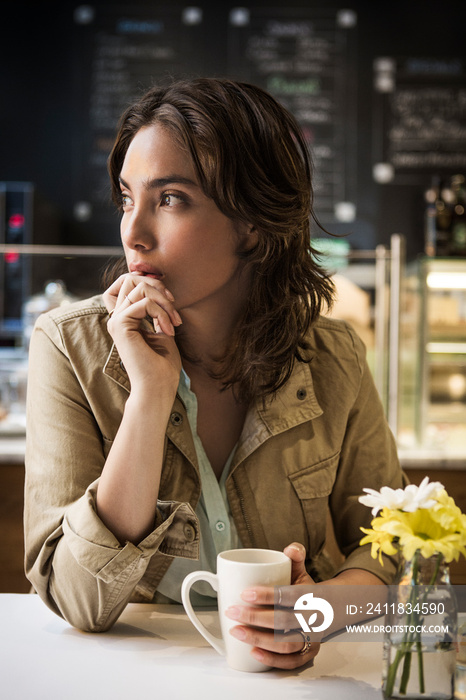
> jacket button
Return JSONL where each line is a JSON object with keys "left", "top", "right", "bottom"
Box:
{"left": 170, "top": 411, "right": 183, "bottom": 426}
{"left": 297, "top": 388, "right": 307, "bottom": 400}
{"left": 183, "top": 523, "right": 196, "bottom": 542}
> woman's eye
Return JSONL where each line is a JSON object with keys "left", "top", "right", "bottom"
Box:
{"left": 121, "top": 194, "right": 133, "bottom": 209}
{"left": 161, "top": 193, "right": 184, "bottom": 207}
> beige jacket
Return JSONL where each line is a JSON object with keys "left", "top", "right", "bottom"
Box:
{"left": 24, "top": 296, "right": 404, "bottom": 632}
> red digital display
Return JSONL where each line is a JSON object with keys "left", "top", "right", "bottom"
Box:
{"left": 8, "top": 213, "right": 25, "bottom": 229}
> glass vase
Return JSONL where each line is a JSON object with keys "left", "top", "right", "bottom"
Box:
{"left": 382, "top": 551, "right": 457, "bottom": 699}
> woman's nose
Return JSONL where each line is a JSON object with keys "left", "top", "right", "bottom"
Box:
{"left": 121, "top": 208, "right": 156, "bottom": 250}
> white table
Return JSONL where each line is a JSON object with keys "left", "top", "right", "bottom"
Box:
{"left": 0, "top": 594, "right": 384, "bottom": 700}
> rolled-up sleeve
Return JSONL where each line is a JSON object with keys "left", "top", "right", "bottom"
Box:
{"left": 24, "top": 312, "right": 199, "bottom": 632}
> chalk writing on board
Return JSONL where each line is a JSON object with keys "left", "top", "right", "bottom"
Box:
{"left": 228, "top": 9, "right": 357, "bottom": 223}
{"left": 389, "top": 87, "right": 466, "bottom": 169}
{"left": 73, "top": 6, "right": 204, "bottom": 231}
{"left": 374, "top": 57, "right": 466, "bottom": 178}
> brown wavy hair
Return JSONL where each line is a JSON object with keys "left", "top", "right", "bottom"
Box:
{"left": 106, "top": 78, "right": 334, "bottom": 403}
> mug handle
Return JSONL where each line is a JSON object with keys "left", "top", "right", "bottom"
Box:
{"left": 181, "top": 570, "right": 225, "bottom": 656}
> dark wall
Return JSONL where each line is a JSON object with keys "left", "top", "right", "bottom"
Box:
{"left": 1, "top": 1, "right": 464, "bottom": 260}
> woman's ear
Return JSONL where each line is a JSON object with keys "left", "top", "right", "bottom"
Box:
{"left": 234, "top": 220, "right": 258, "bottom": 254}
{"left": 243, "top": 223, "right": 258, "bottom": 251}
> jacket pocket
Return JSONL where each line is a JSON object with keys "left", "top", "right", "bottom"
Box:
{"left": 289, "top": 451, "right": 340, "bottom": 499}
{"left": 288, "top": 452, "right": 340, "bottom": 563}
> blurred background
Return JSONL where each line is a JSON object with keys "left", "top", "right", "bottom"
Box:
{"left": 0, "top": 0, "right": 465, "bottom": 591}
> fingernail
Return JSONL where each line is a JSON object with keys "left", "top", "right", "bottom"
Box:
{"left": 287, "top": 544, "right": 304, "bottom": 554}
{"left": 173, "top": 311, "right": 183, "bottom": 325}
{"left": 241, "top": 589, "right": 257, "bottom": 602}
{"left": 229, "top": 626, "right": 246, "bottom": 640}
{"left": 225, "top": 606, "right": 240, "bottom": 620}
{"left": 164, "top": 288, "right": 175, "bottom": 302}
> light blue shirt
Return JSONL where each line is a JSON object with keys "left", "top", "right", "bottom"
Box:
{"left": 156, "top": 369, "right": 242, "bottom": 605}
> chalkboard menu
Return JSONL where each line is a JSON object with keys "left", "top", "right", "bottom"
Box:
{"left": 71, "top": 5, "right": 205, "bottom": 242}
{"left": 227, "top": 7, "right": 358, "bottom": 225}
{"left": 373, "top": 57, "right": 466, "bottom": 184}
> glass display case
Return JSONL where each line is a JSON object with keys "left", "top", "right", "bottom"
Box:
{"left": 315, "top": 234, "right": 404, "bottom": 428}
{"left": 0, "top": 244, "right": 122, "bottom": 439}
{"left": 398, "top": 257, "right": 466, "bottom": 461}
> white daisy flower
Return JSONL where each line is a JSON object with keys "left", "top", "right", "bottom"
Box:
{"left": 359, "top": 477, "right": 444, "bottom": 516}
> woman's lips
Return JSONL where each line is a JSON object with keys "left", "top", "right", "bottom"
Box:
{"left": 129, "top": 263, "right": 163, "bottom": 279}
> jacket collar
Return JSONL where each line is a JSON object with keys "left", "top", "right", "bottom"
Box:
{"left": 231, "top": 358, "right": 322, "bottom": 469}
{"left": 103, "top": 343, "right": 131, "bottom": 392}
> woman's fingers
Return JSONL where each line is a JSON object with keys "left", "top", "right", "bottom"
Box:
{"left": 226, "top": 600, "right": 321, "bottom": 669}
{"left": 105, "top": 273, "right": 182, "bottom": 335}
{"left": 225, "top": 604, "right": 275, "bottom": 629}
{"left": 239, "top": 586, "right": 275, "bottom": 605}
{"left": 118, "top": 275, "right": 181, "bottom": 325}
{"left": 229, "top": 625, "right": 307, "bottom": 654}
{"left": 115, "top": 298, "right": 176, "bottom": 336}
{"left": 229, "top": 625, "right": 320, "bottom": 670}
{"left": 284, "top": 542, "right": 315, "bottom": 585}
{"left": 103, "top": 272, "right": 133, "bottom": 311}
{"left": 225, "top": 602, "right": 298, "bottom": 633}
{"left": 251, "top": 641, "right": 320, "bottom": 670}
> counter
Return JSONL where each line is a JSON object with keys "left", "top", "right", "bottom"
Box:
{"left": 0, "top": 594, "right": 385, "bottom": 700}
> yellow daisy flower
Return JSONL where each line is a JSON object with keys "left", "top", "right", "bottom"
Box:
{"left": 359, "top": 481, "right": 466, "bottom": 565}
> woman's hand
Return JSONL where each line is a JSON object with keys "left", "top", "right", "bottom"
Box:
{"left": 103, "top": 272, "right": 183, "bottom": 396}
{"left": 224, "top": 543, "right": 321, "bottom": 670}
{"left": 97, "top": 271, "right": 183, "bottom": 544}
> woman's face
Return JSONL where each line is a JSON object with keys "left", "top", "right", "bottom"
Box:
{"left": 118, "top": 124, "right": 253, "bottom": 317}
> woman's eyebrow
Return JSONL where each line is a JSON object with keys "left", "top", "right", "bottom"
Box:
{"left": 118, "top": 175, "right": 198, "bottom": 190}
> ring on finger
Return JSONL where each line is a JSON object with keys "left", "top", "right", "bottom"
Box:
{"left": 299, "top": 630, "right": 313, "bottom": 655}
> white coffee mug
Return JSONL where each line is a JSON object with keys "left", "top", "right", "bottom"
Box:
{"left": 181, "top": 548, "right": 291, "bottom": 672}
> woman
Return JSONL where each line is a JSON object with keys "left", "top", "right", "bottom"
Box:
{"left": 25, "top": 78, "right": 403, "bottom": 669}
